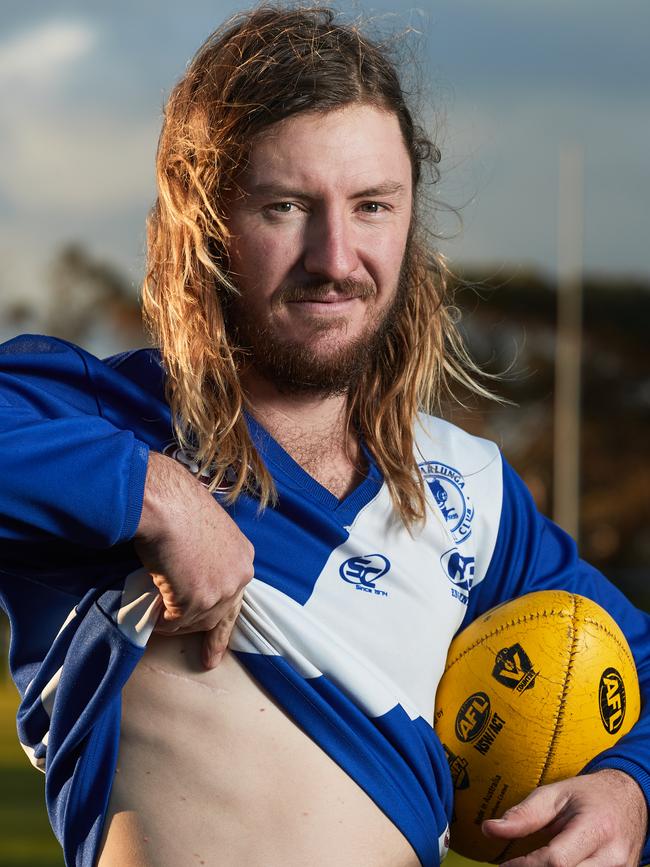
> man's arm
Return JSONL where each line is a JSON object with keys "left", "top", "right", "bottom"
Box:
{"left": 462, "top": 455, "right": 650, "bottom": 864}
{"left": 133, "top": 450, "right": 255, "bottom": 669}
{"left": 0, "top": 334, "right": 254, "bottom": 668}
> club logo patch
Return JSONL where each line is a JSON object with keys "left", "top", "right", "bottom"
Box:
{"left": 419, "top": 461, "right": 474, "bottom": 544}
{"left": 492, "top": 643, "right": 538, "bottom": 692}
{"left": 440, "top": 549, "right": 476, "bottom": 593}
{"left": 339, "top": 555, "right": 390, "bottom": 597}
{"left": 599, "top": 667, "right": 626, "bottom": 734}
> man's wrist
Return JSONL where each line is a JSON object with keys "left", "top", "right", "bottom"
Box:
{"left": 134, "top": 450, "right": 187, "bottom": 543}
{"left": 585, "top": 767, "right": 649, "bottom": 842}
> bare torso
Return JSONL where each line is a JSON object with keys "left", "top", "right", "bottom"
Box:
{"left": 98, "top": 430, "right": 420, "bottom": 866}
{"left": 96, "top": 633, "right": 420, "bottom": 867}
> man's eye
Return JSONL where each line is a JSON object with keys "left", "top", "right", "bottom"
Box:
{"left": 267, "top": 202, "right": 296, "bottom": 214}
{"left": 359, "top": 202, "right": 387, "bottom": 214}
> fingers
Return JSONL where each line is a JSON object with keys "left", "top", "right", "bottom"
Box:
{"left": 498, "top": 818, "right": 639, "bottom": 867}
{"left": 201, "top": 591, "right": 244, "bottom": 670}
{"left": 483, "top": 783, "right": 570, "bottom": 841}
{"left": 498, "top": 824, "right": 595, "bottom": 866}
{"left": 151, "top": 564, "right": 249, "bottom": 634}
{"left": 153, "top": 590, "right": 238, "bottom": 635}
{"left": 500, "top": 843, "right": 617, "bottom": 867}
{"left": 484, "top": 773, "right": 643, "bottom": 867}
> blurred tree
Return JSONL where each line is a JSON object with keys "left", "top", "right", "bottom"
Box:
{"left": 447, "top": 266, "right": 650, "bottom": 609}
{"left": 2, "top": 242, "right": 146, "bottom": 355}
{"left": 0, "top": 242, "right": 147, "bottom": 681}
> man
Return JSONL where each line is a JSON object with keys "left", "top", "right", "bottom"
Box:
{"left": 0, "top": 6, "right": 648, "bottom": 866}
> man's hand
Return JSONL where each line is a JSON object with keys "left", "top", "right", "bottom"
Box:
{"left": 482, "top": 768, "right": 647, "bottom": 866}
{"left": 133, "top": 451, "right": 255, "bottom": 670}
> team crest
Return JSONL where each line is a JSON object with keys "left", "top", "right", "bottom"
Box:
{"left": 419, "top": 461, "right": 474, "bottom": 544}
{"left": 440, "top": 548, "right": 476, "bottom": 594}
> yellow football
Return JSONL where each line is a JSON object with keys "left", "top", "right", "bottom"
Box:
{"left": 434, "top": 589, "right": 640, "bottom": 863}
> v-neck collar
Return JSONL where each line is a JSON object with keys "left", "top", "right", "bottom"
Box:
{"left": 245, "top": 410, "right": 384, "bottom": 521}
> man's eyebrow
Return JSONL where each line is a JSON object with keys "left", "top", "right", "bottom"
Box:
{"left": 246, "top": 181, "right": 407, "bottom": 199}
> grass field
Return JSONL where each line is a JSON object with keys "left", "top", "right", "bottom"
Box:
{"left": 0, "top": 682, "right": 64, "bottom": 867}
{"left": 0, "top": 680, "right": 486, "bottom": 867}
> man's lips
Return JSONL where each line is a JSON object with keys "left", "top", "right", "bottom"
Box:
{"left": 288, "top": 289, "right": 367, "bottom": 302}
{"left": 287, "top": 295, "right": 361, "bottom": 310}
{"left": 276, "top": 280, "right": 376, "bottom": 307}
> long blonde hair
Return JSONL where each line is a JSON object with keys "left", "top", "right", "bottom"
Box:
{"left": 142, "top": 4, "right": 494, "bottom": 528}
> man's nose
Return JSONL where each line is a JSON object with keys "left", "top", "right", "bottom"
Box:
{"left": 302, "top": 212, "right": 359, "bottom": 282}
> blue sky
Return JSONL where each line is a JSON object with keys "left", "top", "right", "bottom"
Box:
{"left": 0, "top": 0, "right": 648, "bottom": 309}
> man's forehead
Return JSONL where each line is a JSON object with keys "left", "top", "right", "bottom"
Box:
{"left": 244, "top": 178, "right": 409, "bottom": 200}
{"left": 240, "top": 106, "right": 412, "bottom": 198}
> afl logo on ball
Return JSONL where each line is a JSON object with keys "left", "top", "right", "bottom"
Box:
{"left": 455, "top": 692, "right": 491, "bottom": 743}
{"left": 599, "top": 667, "right": 626, "bottom": 735}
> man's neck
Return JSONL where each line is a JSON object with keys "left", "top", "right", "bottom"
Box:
{"left": 242, "top": 369, "right": 366, "bottom": 499}
{"left": 243, "top": 368, "right": 352, "bottom": 452}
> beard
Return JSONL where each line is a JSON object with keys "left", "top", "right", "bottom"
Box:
{"left": 224, "top": 242, "right": 412, "bottom": 398}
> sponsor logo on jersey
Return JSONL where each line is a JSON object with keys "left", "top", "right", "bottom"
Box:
{"left": 418, "top": 460, "right": 474, "bottom": 544}
{"left": 339, "top": 555, "right": 390, "bottom": 597}
{"left": 443, "top": 743, "right": 470, "bottom": 790}
{"left": 492, "top": 643, "right": 538, "bottom": 692}
{"left": 440, "top": 548, "right": 476, "bottom": 602}
{"left": 599, "top": 667, "right": 626, "bottom": 734}
{"left": 455, "top": 692, "right": 491, "bottom": 742}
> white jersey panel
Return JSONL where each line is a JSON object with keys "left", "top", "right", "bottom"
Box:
{"left": 231, "top": 414, "right": 505, "bottom": 728}
{"left": 305, "top": 480, "right": 468, "bottom": 722}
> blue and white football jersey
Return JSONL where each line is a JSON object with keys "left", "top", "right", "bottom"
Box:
{"left": 1, "top": 333, "right": 649, "bottom": 867}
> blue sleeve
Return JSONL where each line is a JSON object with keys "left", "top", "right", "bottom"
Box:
{"left": 463, "top": 456, "right": 650, "bottom": 862}
{"left": 0, "top": 334, "right": 149, "bottom": 548}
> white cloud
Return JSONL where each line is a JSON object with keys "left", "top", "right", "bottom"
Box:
{"left": 0, "top": 112, "right": 159, "bottom": 211}
{"left": 0, "top": 20, "right": 95, "bottom": 86}
{"left": 0, "top": 19, "right": 159, "bottom": 214}
{"left": 0, "top": 18, "right": 158, "bottom": 303}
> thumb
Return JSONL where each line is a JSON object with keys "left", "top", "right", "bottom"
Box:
{"left": 482, "top": 784, "right": 562, "bottom": 840}
{"left": 201, "top": 593, "right": 244, "bottom": 670}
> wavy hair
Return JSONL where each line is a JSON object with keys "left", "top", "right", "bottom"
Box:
{"left": 142, "top": 3, "right": 494, "bottom": 528}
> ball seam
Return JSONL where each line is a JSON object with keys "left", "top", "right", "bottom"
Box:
{"left": 443, "top": 609, "right": 635, "bottom": 674}
{"left": 496, "top": 596, "right": 579, "bottom": 863}
{"left": 535, "top": 596, "right": 579, "bottom": 788}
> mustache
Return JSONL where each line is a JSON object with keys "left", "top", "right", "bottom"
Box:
{"left": 272, "top": 278, "right": 376, "bottom": 307}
